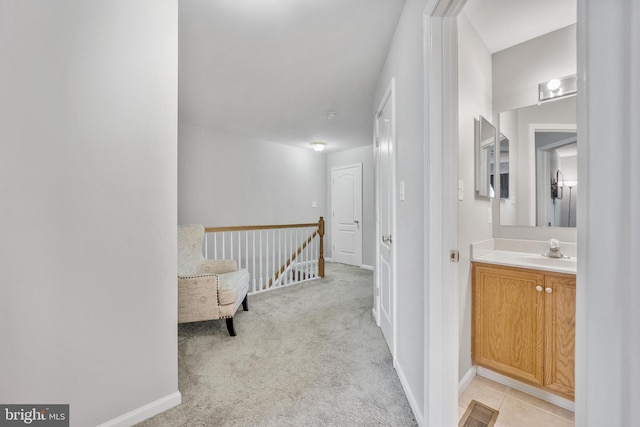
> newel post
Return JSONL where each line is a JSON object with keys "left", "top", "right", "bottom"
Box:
{"left": 318, "top": 216, "right": 325, "bottom": 277}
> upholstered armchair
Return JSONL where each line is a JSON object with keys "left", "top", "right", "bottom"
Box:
{"left": 178, "top": 224, "right": 249, "bottom": 336}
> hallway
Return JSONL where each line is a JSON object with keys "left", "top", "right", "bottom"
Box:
{"left": 138, "top": 263, "right": 417, "bottom": 426}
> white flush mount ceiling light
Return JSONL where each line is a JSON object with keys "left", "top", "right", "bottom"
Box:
{"left": 311, "top": 141, "right": 327, "bottom": 152}
{"left": 327, "top": 112, "right": 337, "bottom": 120}
{"left": 539, "top": 74, "right": 577, "bottom": 103}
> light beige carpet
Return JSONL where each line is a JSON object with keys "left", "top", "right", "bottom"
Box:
{"left": 137, "top": 262, "right": 417, "bottom": 427}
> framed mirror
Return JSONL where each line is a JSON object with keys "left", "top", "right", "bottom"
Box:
{"left": 498, "top": 96, "right": 577, "bottom": 227}
{"left": 475, "top": 115, "right": 496, "bottom": 199}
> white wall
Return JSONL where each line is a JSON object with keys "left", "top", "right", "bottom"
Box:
{"left": 493, "top": 24, "right": 577, "bottom": 114}
{"left": 456, "top": 11, "right": 494, "bottom": 381}
{"left": 178, "top": 122, "right": 326, "bottom": 227}
{"left": 492, "top": 24, "right": 578, "bottom": 242}
{"left": 373, "top": 0, "right": 427, "bottom": 422}
{"left": 326, "top": 145, "right": 375, "bottom": 267}
{"left": 0, "top": 2, "right": 179, "bottom": 426}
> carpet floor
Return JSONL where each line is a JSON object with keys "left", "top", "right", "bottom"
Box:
{"left": 137, "top": 262, "right": 418, "bottom": 427}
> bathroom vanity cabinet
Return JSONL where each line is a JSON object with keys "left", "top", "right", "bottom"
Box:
{"left": 472, "top": 262, "right": 575, "bottom": 400}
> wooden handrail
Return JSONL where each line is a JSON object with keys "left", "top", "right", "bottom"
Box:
{"left": 205, "top": 222, "right": 319, "bottom": 233}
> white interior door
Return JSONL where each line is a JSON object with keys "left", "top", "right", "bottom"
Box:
{"left": 375, "top": 80, "right": 395, "bottom": 356}
{"left": 331, "top": 164, "right": 362, "bottom": 266}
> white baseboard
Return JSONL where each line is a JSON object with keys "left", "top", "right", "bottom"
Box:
{"left": 458, "top": 365, "right": 477, "bottom": 395}
{"left": 360, "top": 264, "right": 374, "bottom": 271}
{"left": 97, "top": 391, "right": 182, "bottom": 427}
{"left": 476, "top": 367, "right": 574, "bottom": 412}
{"left": 325, "top": 257, "right": 334, "bottom": 262}
{"left": 395, "top": 361, "right": 424, "bottom": 427}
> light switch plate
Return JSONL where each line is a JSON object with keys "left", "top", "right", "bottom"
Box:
{"left": 399, "top": 181, "right": 405, "bottom": 201}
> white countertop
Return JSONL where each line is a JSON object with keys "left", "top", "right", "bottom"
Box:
{"left": 472, "top": 250, "right": 577, "bottom": 274}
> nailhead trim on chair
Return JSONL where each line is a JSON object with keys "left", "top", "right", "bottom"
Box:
{"left": 178, "top": 274, "right": 217, "bottom": 279}
{"left": 216, "top": 286, "right": 229, "bottom": 319}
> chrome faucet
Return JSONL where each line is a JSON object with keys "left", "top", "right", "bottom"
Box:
{"left": 547, "top": 239, "right": 563, "bottom": 258}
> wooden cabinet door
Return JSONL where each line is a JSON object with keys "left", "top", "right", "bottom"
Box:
{"left": 544, "top": 273, "right": 576, "bottom": 399}
{"left": 472, "top": 264, "right": 545, "bottom": 386}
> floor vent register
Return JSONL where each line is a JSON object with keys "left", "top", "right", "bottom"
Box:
{"left": 459, "top": 400, "right": 499, "bottom": 427}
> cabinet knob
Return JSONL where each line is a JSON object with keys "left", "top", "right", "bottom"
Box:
{"left": 545, "top": 287, "right": 552, "bottom": 293}
{"left": 536, "top": 286, "right": 543, "bottom": 292}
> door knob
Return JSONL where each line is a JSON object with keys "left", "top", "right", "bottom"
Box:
{"left": 536, "top": 286, "right": 543, "bottom": 292}
{"left": 545, "top": 287, "right": 552, "bottom": 293}
{"left": 354, "top": 220, "right": 359, "bottom": 224}
{"left": 382, "top": 235, "right": 393, "bottom": 244}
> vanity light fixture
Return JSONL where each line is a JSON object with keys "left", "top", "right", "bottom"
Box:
{"left": 539, "top": 74, "right": 577, "bottom": 103}
{"left": 547, "top": 79, "right": 561, "bottom": 91}
{"left": 311, "top": 141, "right": 327, "bottom": 152}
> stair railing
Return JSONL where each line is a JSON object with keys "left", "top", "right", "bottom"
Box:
{"left": 204, "top": 217, "right": 324, "bottom": 294}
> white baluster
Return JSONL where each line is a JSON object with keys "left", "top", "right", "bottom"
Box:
{"left": 220, "top": 232, "right": 225, "bottom": 260}
{"left": 252, "top": 231, "right": 256, "bottom": 293}
{"left": 259, "top": 230, "right": 263, "bottom": 291}
{"left": 243, "top": 231, "right": 247, "bottom": 271}
{"left": 302, "top": 228, "right": 306, "bottom": 281}
{"left": 311, "top": 230, "right": 316, "bottom": 278}
{"left": 287, "top": 228, "right": 291, "bottom": 285}
{"left": 304, "top": 229, "right": 311, "bottom": 280}
{"left": 213, "top": 233, "right": 218, "bottom": 260}
{"left": 314, "top": 232, "right": 318, "bottom": 278}
{"left": 204, "top": 232, "right": 208, "bottom": 259}
{"left": 272, "top": 229, "right": 276, "bottom": 287}
{"left": 278, "top": 229, "right": 281, "bottom": 288}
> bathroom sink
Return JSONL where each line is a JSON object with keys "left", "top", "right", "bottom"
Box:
{"left": 516, "top": 255, "right": 577, "bottom": 269}
{"left": 473, "top": 250, "right": 577, "bottom": 273}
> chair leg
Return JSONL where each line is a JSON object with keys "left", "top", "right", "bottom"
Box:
{"left": 225, "top": 318, "right": 236, "bottom": 337}
{"left": 242, "top": 295, "right": 248, "bottom": 311}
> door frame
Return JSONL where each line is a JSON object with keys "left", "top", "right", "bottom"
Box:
{"left": 374, "top": 77, "right": 397, "bottom": 364}
{"left": 331, "top": 162, "right": 363, "bottom": 267}
{"left": 532, "top": 126, "right": 577, "bottom": 227}
{"left": 423, "top": 0, "right": 465, "bottom": 426}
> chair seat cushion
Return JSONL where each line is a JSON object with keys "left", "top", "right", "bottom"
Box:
{"left": 217, "top": 269, "right": 249, "bottom": 306}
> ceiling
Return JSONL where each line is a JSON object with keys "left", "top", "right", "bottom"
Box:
{"left": 179, "top": 0, "right": 576, "bottom": 154}
{"left": 462, "top": 0, "right": 576, "bottom": 53}
{"left": 179, "top": 0, "right": 406, "bottom": 153}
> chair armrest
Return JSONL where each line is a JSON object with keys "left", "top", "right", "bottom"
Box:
{"left": 178, "top": 274, "right": 220, "bottom": 323}
{"left": 198, "top": 259, "right": 238, "bottom": 274}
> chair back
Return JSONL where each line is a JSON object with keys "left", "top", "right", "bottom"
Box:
{"left": 178, "top": 224, "right": 205, "bottom": 276}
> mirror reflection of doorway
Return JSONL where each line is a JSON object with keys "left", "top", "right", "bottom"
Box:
{"left": 535, "top": 131, "right": 577, "bottom": 227}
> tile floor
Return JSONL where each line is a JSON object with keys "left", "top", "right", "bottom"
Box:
{"left": 458, "top": 376, "right": 574, "bottom": 427}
